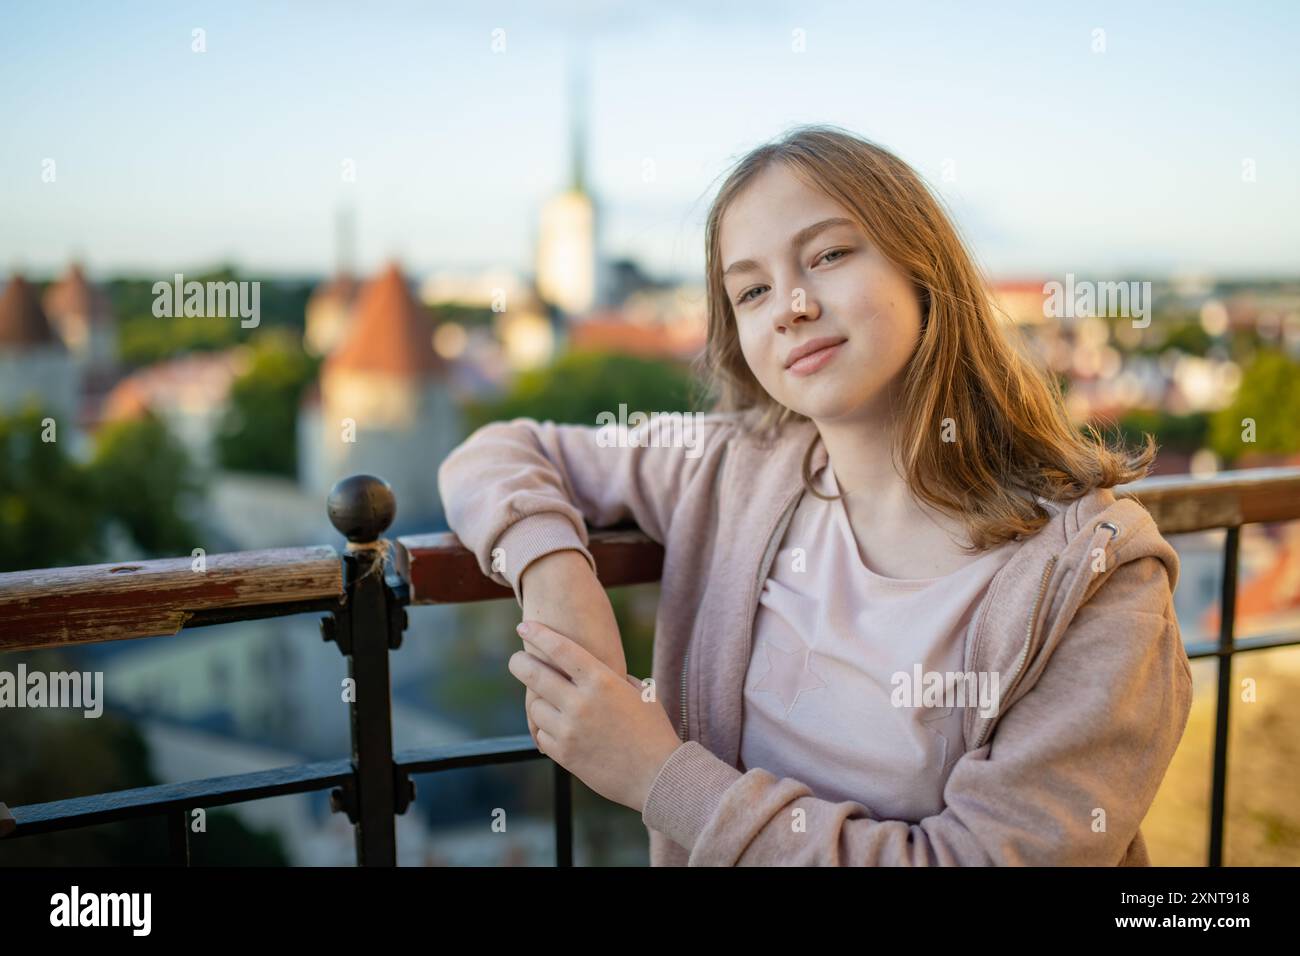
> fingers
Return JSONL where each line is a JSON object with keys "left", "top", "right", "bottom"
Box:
{"left": 526, "top": 692, "right": 563, "bottom": 741}
{"left": 516, "top": 621, "right": 595, "bottom": 683}
{"left": 525, "top": 689, "right": 541, "bottom": 746}
{"left": 508, "top": 648, "right": 572, "bottom": 703}
{"left": 519, "top": 639, "right": 570, "bottom": 680}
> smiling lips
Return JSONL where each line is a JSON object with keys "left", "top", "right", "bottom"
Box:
{"left": 784, "top": 336, "right": 848, "bottom": 376}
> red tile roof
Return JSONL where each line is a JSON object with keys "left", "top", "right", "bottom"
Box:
{"left": 568, "top": 315, "right": 705, "bottom": 360}
{"left": 0, "top": 275, "right": 63, "bottom": 349}
{"left": 42, "top": 262, "right": 112, "bottom": 325}
{"left": 323, "top": 263, "right": 445, "bottom": 378}
{"left": 101, "top": 349, "right": 251, "bottom": 420}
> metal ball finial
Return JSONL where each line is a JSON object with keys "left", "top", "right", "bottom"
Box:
{"left": 327, "top": 474, "right": 396, "bottom": 544}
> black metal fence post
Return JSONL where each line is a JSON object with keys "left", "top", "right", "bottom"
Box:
{"left": 553, "top": 764, "right": 573, "bottom": 867}
{"left": 324, "top": 474, "right": 405, "bottom": 866}
{"left": 1208, "top": 525, "right": 1240, "bottom": 868}
{"left": 168, "top": 807, "right": 191, "bottom": 866}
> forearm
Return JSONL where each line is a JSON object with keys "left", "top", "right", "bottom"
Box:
{"left": 519, "top": 550, "right": 627, "bottom": 675}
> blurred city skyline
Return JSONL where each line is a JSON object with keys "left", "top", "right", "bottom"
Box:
{"left": 3, "top": 0, "right": 1299, "bottom": 282}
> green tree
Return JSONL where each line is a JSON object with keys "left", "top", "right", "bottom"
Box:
{"left": 464, "top": 349, "right": 702, "bottom": 434}
{"left": 215, "top": 334, "right": 320, "bottom": 478}
{"left": 1208, "top": 347, "right": 1300, "bottom": 463}
{"left": 430, "top": 301, "right": 498, "bottom": 330}
{"left": 1115, "top": 408, "right": 1210, "bottom": 454}
{"left": 1160, "top": 321, "right": 1214, "bottom": 357}
{"left": 0, "top": 402, "right": 102, "bottom": 571}
{"left": 110, "top": 269, "right": 313, "bottom": 368}
{"left": 91, "top": 411, "right": 204, "bottom": 556}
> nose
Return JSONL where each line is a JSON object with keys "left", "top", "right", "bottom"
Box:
{"left": 774, "top": 282, "right": 821, "bottom": 334}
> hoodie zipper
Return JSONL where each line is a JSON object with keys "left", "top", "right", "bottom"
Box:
{"left": 679, "top": 648, "right": 690, "bottom": 740}
{"left": 973, "top": 554, "right": 1058, "bottom": 750}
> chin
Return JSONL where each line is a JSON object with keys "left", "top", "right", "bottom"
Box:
{"left": 788, "top": 389, "right": 878, "bottom": 424}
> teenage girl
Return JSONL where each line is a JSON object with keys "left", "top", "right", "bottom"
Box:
{"left": 438, "top": 124, "right": 1192, "bottom": 865}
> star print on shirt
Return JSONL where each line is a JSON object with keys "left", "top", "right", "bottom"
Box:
{"left": 751, "top": 639, "right": 829, "bottom": 718}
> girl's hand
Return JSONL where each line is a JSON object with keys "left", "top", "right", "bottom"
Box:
{"left": 518, "top": 551, "right": 628, "bottom": 750}
{"left": 507, "top": 620, "right": 682, "bottom": 813}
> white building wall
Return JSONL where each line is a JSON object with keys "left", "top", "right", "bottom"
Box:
{"left": 0, "top": 347, "right": 78, "bottom": 422}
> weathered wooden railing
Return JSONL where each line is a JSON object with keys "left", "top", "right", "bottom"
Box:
{"left": 1, "top": 467, "right": 1298, "bottom": 866}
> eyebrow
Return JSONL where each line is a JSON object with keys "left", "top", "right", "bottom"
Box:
{"left": 722, "top": 216, "right": 856, "bottom": 279}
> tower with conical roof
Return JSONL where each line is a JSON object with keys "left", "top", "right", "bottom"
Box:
{"left": 298, "top": 262, "right": 461, "bottom": 525}
{"left": 42, "top": 262, "right": 116, "bottom": 382}
{"left": 0, "top": 274, "right": 79, "bottom": 423}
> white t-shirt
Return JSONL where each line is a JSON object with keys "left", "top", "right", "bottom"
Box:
{"left": 738, "top": 463, "right": 1022, "bottom": 822}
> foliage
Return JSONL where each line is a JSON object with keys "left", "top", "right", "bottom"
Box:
{"left": 0, "top": 402, "right": 201, "bottom": 571}
{"left": 463, "top": 349, "right": 703, "bottom": 435}
{"left": 1114, "top": 408, "right": 1210, "bottom": 454}
{"left": 109, "top": 268, "right": 313, "bottom": 368}
{"left": 0, "top": 402, "right": 102, "bottom": 571}
{"left": 1208, "top": 347, "right": 1300, "bottom": 463}
{"left": 214, "top": 334, "right": 320, "bottom": 478}
{"left": 91, "top": 411, "right": 204, "bottom": 555}
{"left": 429, "top": 301, "right": 499, "bottom": 329}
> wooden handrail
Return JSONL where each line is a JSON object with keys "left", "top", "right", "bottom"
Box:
{"left": 0, "top": 547, "right": 343, "bottom": 651}
{"left": 1, "top": 467, "right": 1297, "bottom": 636}
{"left": 1118, "top": 465, "right": 1300, "bottom": 534}
{"left": 395, "top": 527, "right": 664, "bottom": 604}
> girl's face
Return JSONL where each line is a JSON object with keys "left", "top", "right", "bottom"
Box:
{"left": 719, "top": 162, "right": 923, "bottom": 425}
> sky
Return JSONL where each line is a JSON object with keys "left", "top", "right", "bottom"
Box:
{"left": 2, "top": 0, "right": 1298, "bottom": 283}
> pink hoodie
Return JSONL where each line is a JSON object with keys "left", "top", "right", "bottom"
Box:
{"left": 436, "top": 409, "right": 1193, "bottom": 866}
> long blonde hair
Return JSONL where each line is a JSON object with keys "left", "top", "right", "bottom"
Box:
{"left": 693, "top": 124, "right": 1156, "bottom": 551}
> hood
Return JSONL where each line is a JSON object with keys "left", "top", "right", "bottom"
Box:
{"left": 962, "top": 485, "right": 1182, "bottom": 750}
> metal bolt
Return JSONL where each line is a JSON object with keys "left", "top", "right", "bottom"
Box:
{"left": 329, "top": 786, "right": 354, "bottom": 819}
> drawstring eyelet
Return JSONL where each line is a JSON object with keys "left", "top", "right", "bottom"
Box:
{"left": 1097, "top": 521, "right": 1120, "bottom": 539}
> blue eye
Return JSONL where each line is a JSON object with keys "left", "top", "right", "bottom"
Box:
{"left": 734, "top": 249, "right": 848, "bottom": 306}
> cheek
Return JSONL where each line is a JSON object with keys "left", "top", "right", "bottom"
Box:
{"left": 736, "top": 322, "right": 763, "bottom": 366}
{"left": 733, "top": 328, "right": 777, "bottom": 390}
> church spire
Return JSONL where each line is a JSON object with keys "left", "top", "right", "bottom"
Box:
{"left": 568, "top": 52, "right": 588, "bottom": 195}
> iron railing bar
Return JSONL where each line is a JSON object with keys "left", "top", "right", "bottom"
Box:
{"left": 554, "top": 764, "right": 573, "bottom": 867}
{"left": 2, "top": 757, "right": 355, "bottom": 838}
{"left": 394, "top": 735, "right": 544, "bottom": 774}
{"left": 1209, "top": 526, "right": 1240, "bottom": 868}
{"left": 168, "top": 807, "right": 191, "bottom": 866}
{"left": 1184, "top": 631, "right": 1300, "bottom": 660}
{"left": 184, "top": 596, "right": 345, "bottom": 629}
{"left": 342, "top": 548, "right": 399, "bottom": 866}
{"left": 3, "top": 741, "right": 555, "bottom": 842}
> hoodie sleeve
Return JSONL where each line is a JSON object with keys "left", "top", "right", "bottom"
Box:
{"left": 641, "top": 554, "right": 1194, "bottom": 865}
{"left": 436, "top": 413, "right": 733, "bottom": 608}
